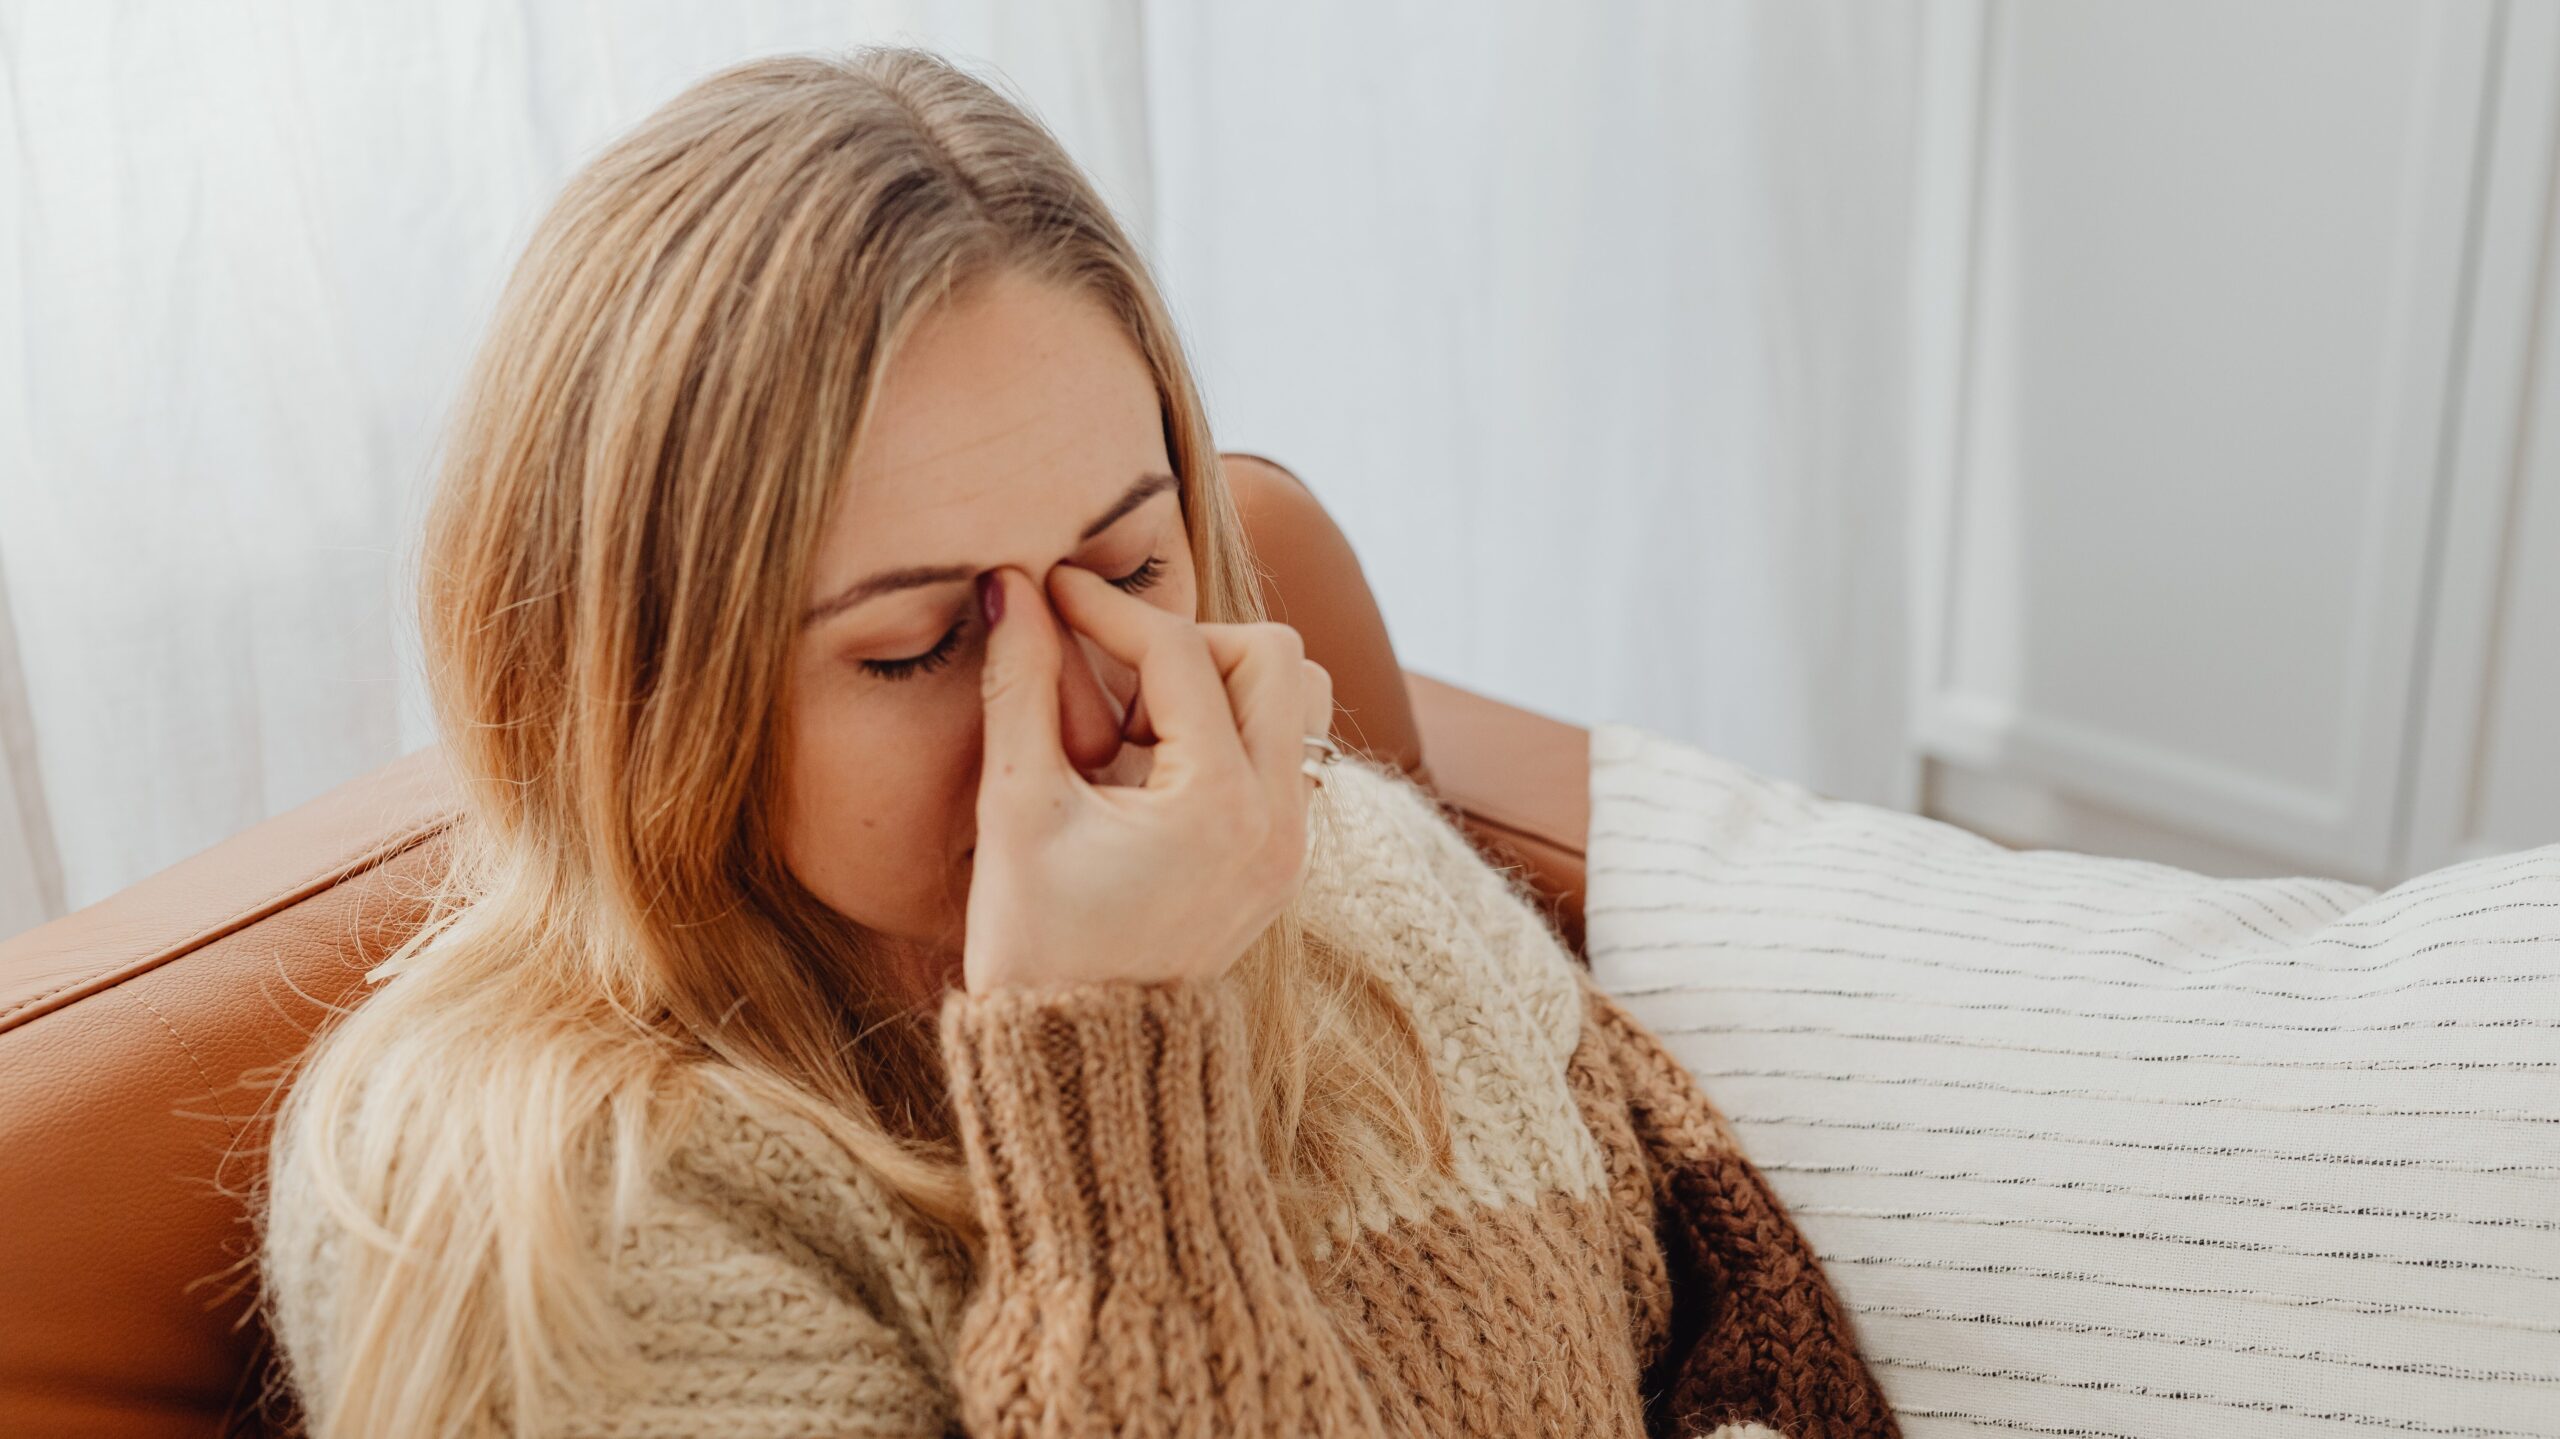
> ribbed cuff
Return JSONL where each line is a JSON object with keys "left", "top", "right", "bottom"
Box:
{"left": 938, "top": 975, "right": 1275, "bottom": 1283}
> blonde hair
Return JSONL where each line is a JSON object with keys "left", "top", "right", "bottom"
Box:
{"left": 255, "top": 46, "right": 1451, "bottom": 1438}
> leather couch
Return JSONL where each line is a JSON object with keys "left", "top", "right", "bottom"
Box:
{"left": 0, "top": 453, "right": 1595, "bottom": 1438}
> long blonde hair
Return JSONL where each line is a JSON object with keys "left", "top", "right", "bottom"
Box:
{"left": 255, "top": 46, "right": 1451, "bottom": 1438}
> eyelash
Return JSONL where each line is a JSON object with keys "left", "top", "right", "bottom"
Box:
{"left": 859, "top": 555, "right": 1170, "bottom": 682}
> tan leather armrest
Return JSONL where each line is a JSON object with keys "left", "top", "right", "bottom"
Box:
{"left": 1403, "top": 672, "right": 1590, "bottom": 961}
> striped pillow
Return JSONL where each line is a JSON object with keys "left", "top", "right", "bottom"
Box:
{"left": 1583, "top": 721, "right": 2560, "bottom": 1439}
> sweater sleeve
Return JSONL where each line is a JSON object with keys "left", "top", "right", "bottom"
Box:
{"left": 1570, "top": 970, "right": 1902, "bottom": 1439}
{"left": 935, "top": 973, "right": 1395, "bottom": 1436}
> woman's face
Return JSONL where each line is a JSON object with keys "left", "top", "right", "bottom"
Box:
{"left": 778, "top": 267, "right": 1196, "bottom": 991}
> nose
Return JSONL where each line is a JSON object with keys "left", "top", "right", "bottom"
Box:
{"left": 1047, "top": 599, "right": 1137, "bottom": 777}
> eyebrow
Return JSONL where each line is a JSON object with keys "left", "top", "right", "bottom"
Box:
{"left": 799, "top": 470, "right": 1179, "bottom": 630}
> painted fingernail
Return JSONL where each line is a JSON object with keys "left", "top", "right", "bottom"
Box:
{"left": 977, "top": 571, "right": 1004, "bottom": 627}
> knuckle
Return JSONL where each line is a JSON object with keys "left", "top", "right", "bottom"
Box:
{"left": 1260, "top": 623, "right": 1307, "bottom": 664}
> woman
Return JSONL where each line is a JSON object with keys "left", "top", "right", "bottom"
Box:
{"left": 255, "top": 45, "right": 1898, "bottom": 1439}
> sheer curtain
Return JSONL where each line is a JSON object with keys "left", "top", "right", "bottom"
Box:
{"left": 0, "top": 0, "right": 1154, "bottom": 936}
{"left": 1148, "top": 1, "right": 1924, "bottom": 806}
{"left": 0, "top": 1, "right": 1922, "bottom": 938}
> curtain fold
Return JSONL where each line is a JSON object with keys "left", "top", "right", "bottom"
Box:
{"left": 0, "top": 1, "right": 1917, "bottom": 936}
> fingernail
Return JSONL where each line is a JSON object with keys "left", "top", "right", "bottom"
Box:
{"left": 977, "top": 571, "right": 1004, "bottom": 627}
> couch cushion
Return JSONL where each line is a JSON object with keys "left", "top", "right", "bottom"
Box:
{"left": 1583, "top": 721, "right": 2560, "bottom": 1438}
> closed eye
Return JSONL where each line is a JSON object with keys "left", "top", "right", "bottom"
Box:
{"left": 858, "top": 620, "right": 966, "bottom": 683}
{"left": 1108, "top": 553, "right": 1168, "bottom": 598}
{"left": 858, "top": 553, "right": 1170, "bottom": 682}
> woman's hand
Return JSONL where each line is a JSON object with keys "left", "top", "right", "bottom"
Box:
{"left": 960, "top": 563, "right": 1335, "bottom": 995}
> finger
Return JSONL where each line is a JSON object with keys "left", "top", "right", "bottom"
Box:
{"left": 1113, "top": 637, "right": 1253, "bottom": 749}
{"left": 1047, "top": 565, "right": 1247, "bottom": 786}
{"left": 1117, "top": 686, "right": 1152, "bottom": 747}
{"left": 1172, "top": 627, "right": 1321, "bottom": 881}
{"left": 1219, "top": 626, "right": 1317, "bottom": 822}
{"left": 976, "top": 567, "right": 1074, "bottom": 803}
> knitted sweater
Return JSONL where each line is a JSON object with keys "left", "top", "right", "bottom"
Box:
{"left": 261, "top": 753, "right": 1898, "bottom": 1438}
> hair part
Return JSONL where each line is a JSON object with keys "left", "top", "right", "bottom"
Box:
{"left": 253, "top": 45, "right": 1451, "bottom": 1439}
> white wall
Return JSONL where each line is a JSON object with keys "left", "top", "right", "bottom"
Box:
{"left": 1909, "top": 0, "right": 2560, "bottom": 885}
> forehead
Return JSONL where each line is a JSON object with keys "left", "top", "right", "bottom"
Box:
{"left": 831, "top": 268, "right": 1166, "bottom": 558}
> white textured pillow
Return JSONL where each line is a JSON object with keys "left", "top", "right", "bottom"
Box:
{"left": 1583, "top": 722, "right": 2560, "bottom": 1439}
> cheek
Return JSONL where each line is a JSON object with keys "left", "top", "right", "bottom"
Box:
{"left": 778, "top": 685, "right": 982, "bottom": 930}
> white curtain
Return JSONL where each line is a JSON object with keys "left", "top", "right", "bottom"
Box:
{"left": 0, "top": 1, "right": 1922, "bottom": 938}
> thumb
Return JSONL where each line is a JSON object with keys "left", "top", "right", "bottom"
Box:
{"left": 976, "top": 567, "right": 1068, "bottom": 794}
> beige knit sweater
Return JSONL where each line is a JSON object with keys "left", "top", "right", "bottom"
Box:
{"left": 262, "top": 753, "right": 1898, "bottom": 1438}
